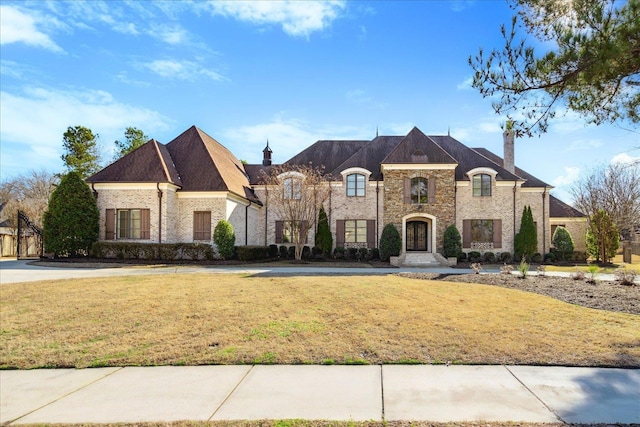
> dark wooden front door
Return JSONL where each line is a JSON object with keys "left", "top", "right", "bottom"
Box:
{"left": 406, "top": 221, "right": 428, "bottom": 251}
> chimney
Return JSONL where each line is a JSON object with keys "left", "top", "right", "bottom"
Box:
{"left": 262, "top": 140, "right": 272, "bottom": 166}
{"left": 503, "top": 130, "right": 515, "bottom": 174}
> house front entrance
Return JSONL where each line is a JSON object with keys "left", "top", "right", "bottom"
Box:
{"left": 406, "top": 220, "right": 429, "bottom": 252}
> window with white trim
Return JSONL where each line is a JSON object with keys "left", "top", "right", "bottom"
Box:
{"left": 346, "top": 173, "right": 365, "bottom": 197}
{"left": 472, "top": 174, "right": 492, "bottom": 196}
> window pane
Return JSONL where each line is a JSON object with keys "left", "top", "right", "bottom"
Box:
{"left": 130, "top": 209, "right": 141, "bottom": 239}
{"left": 482, "top": 175, "right": 491, "bottom": 196}
{"left": 117, "top": 210, "right": 129, "bottom": 239}
{"left": 345, "top": 220, "right": 356, "bottom": 243}
{"left": 356, "top": 220, "right": 367, "bottom": 242}
{"left": 347, "top": 174, "right": 365, "bottom": 197}
{"left": 471, "top": 219, "right": 493, "bottom": 242}
{"left": 411, "top": 177, "right": 428, "bottom": 204}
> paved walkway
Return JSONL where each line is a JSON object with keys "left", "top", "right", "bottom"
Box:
{"left": 1, "top": 365, "right": 639, "bottom": 424}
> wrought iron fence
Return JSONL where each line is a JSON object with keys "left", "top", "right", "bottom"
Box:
{"left": 17, "top": 210, "right": 43, "bottom": 259}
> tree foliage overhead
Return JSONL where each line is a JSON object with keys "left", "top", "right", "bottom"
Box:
{"left": 261, "top": 164, "right": 330, "bottom": 261}
{"left": 114, "top": 127, "right": 149, "bottom": 160}
{"left": 43, "top": 171, "right": 99, "bottom": 257}
{"left": 469, "top": 0, "right": 640, "bottom": 137}
{"left": 61, "top": 126, "right": 101, "bottom": 179}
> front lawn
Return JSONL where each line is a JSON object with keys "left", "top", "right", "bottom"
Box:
{"left": 545, "top": 253, "right": 640, "bottom": 273}
{"left": 1, "top": 274, "right": 638, "bottom": 369}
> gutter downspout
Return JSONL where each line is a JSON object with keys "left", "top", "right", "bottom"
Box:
{"left": 513, "top": 182, "right": 517, "bottom": 252}
{"left": 376, "top": 180, "right": 380, "bottom": 247}
{"left": 157, "top": 183, "right": 163, "bottom": 244}
{"left": 245, "top": 202, "right": 250, "bottom": 245}
{"left": 542, "top": 189, "right": 547, "bottom": 255}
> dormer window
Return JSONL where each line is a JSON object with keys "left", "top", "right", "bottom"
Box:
{"left": 346, "top": 173, "right": 365, "bottom": 197}
{"left": 472, "top": 174, "right": 492, "bottom": 197}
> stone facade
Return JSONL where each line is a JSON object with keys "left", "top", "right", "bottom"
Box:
{"left": 382, "top": 168, "right": 456, "bottom": 254}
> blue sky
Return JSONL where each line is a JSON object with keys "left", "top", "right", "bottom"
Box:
{"left": 1, "top": 0, "right": 638, "bottom": 203}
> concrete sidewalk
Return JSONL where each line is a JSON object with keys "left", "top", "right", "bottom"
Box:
{"left": 1, "top": 365, "right": 638, "bottom": 424}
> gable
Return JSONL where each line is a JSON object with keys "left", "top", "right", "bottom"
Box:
{"left": 381, "top": 127, "right": 457, "bottom": 165}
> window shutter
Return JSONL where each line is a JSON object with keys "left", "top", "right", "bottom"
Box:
{"left": 403, "top": 177, "right": 411, "bottom": 204}
{"left": 105, "top": 209, "right": 115, "bottom": 240}
{"left": 493, "top": 219, "right": 502, "bottom": 249}
{"left": 203, "top": 212, "right": 211, "bottom": 240}
{"left": 428, "top": 178, "right": 436, "bottom": 203}
{"left": 140, "top": 209, "right": 151, "bottom": 239}
{"left": 462, "top": 220, "right": 471, "bottom": 248}
{"left": 336, "top": 220, "right": 345, "bottom": 247}
{"left": 275, "top": 221, "right": 283, "bottom": 244}
{"left": 366, "top": 220, "right": 376, "bottom": 248}
{"left": 193, "top": 213, "right": 200, "bottom": 240}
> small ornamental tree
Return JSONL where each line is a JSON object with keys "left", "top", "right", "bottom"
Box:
{"left": 587, "top": 209, "right": 619, "bottom": 264}
{"left": 442, "top": 224, "right": 462, "bottom": 259}
{"left": 314, "top": 206, "right": 332, "bottom": 256}
{"left": 213, "top": 220, "right": 235, "bottom": 260}
{"left": 43, "top": 172, "right": 99, "bottom": 257}
{"left": 379, "top": 223, "right": 401, "bottom": 262}
{"left": 514, "top": 205, "right": 537, "bottom": 261}
{"left": 552, "top": 226, "right": 574, "bottom": 262}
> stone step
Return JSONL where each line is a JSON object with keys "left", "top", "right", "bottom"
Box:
{"left": 401, "top": 252, "right": 442, "bottom": 266}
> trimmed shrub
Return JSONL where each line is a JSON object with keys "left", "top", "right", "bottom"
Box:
{"left": 333, "top": 246, "right": 345, "bottom": 259}
{"left": 43, "top": 172, "right": 99, "bottom": 257}
{"left": 483, "top": 252, "right": 496, "bottom": 263}
{"left": 442, "top": 224, "right": 462, "bottom": 259}
{"left": 288, "top": 246, "right": 295, "bottom": 259}
{"left": 91, "top": 242, "right": 214, "bottom": 260}
{"left": 348, "top": 247, "right": 358, "bottom": 260}
{"left": 268, "top": 244, "right": 279, "bottom": 258}
{"left": 370, "top": 248, "right": 380, "bottom": 260}
{"left": 358, "top": 247, "right": 369, "bottom": 261}
{"left": 302, "top": 245, "right": 311, "bottom": 260}
{"left": 572, "top": 251, "right": 588, "bottom": 263}
{"left": 213, "top": 220, "right": 235, "bottom": 260}
{"left": 552, "top": 226, "right": 574, "bottom": 262}
{"left": 279, "top": 245, "right": 289, "bottom": 259}
{"left": 544, "top": 252, "right": 556, "bottom": 263}
{"left": 236, "top": 246, "right": 270, "bottom": 261}
{"left": 514, "top": 205, "right": 537, "bottom": 262}
{"left": 499, "top": 252, "right": 512, "bottom": 263}
{"left": 531, "top": 253, "right": 543, "bottom": 263}
{"left": 459, "top": 252, "right": 467, "bottom": 262}
{"left": 468, "top": 251, "right": 482, "bottom": 262}
{"left": 379, "top": 223, "right": 401, "bottom": 261}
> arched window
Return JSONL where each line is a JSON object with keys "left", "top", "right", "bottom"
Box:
{"left": 283, "top": 177, "right": 301, "bottom": 199}
{"left": 411, "top": 177, "right": 428, "bottom": 204}
{"left": 346, "top": 173, "right": 365, "bottom": 197}
{"left": 472, "top": 174, "right": 491, "bottom": 197}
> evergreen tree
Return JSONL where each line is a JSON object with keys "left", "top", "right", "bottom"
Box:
{"left": 61, "top": 126, "right": 101, "bottom": 179}
{"left": 587, "top": 209, "right": 619, "bottom": 264}
{"left": 379, "top": 223, "right": 401, "bottom": 262}
{"left": 442, "top": 224, "right": 463, "bottom": 259}
{"left": 213, "top": 220, "right": 235, "bottom": 260}
{"left": 514, "top": 205, "right": 537, "bottom": 261}
{"left": 552, "top": 226, "right": 574, "bottom": 262}
{"left": 43, "top": 172, "right": 99, "bottom": 257}
{"left": 314, "top": 206, "right": 332, "bottom": 255}
{"left": 114, "top": 127, "right": 148, "bottom": 160}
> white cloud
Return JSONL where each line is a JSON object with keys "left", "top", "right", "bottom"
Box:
{"left": 564, "top": 139, "right": 604, "bottom": 151}
{"left": 0, "top": 5, "right": 64, "bottom": 52}
{"left": 456, "top": 76, "right": 473, "bottom": 90}
{"left": 205, "top": 0, "right": 346, "bottom": 37}
{"left": 552, "top": 166, "right": 581, "bottom": 187}
{"left": 0, "top": 86, "right": 171, "bottom": 179}
{"left": 143, "top": 59, "right": 227, "bottom": 82}
{"left": 611, "top": 152, "right": 640, "bottom": 165}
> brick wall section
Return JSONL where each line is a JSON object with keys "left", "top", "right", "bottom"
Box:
{"left": 175, "top": 196, "right": 227, "bottom": 243}
{"left": 550, "top": 218, "right": 587, "bottom": 252}
{"left": 95, "top": 188, "right": 161, "bottom": 242}
{"left": 328, "top": 180, "right": 382, "bottom": 247}
{"left": 383, "top": 169, "right": 455, "bottom": 254}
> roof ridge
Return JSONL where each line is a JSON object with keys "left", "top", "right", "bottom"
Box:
{"left": 151, "top": 139, "right": 173, "bottom": 184}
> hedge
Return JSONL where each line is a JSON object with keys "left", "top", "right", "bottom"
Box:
{"left": 92, "top": 242, "right": 215, "bottom": 260}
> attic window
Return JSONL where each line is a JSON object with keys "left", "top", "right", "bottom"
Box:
{"left": 346, "top": 173, "right": 365, "bottom": 197}
{"left": 472, "top": 174, "right": 492, "bottom": 197}
{"left": 411, "top": 150, "right": 428, "bottom": 162}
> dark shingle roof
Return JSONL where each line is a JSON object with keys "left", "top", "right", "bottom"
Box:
{"left": 382, "top": 127, "right": 457, "bottom": 165}
{"left": 549, "top": 194, "right": 586, "bottom": 218}
{"left": 330, "top": 136, "right": 404, "bottom": 180}
{"left": 429, "top": 137, "right": 522, "bottom": 182}
{"left": 87, "top": 139, "right": 181, "bottom": 185}
{"left": 284, "top": 139, "right": 370, "bottom": 175}
{"left": 471, "top": 147, "right": 550, "bottom": 187}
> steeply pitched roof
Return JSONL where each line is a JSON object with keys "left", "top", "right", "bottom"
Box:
{"left": 381, "top": 127, "right": 457, "bottom": 165}
{"left": 471, "top": 147, "right": 550, "bottom": 187}
{"left": 165, "top": 126, "right": 259, "bottom": 202}
{"left": 330, "top": 136, "right": 404, "bottom": 180}
{"left": 87, "top": 139, "right": 181, "bottom": 185}
{"left": 549, "top": 194, "right": 586, "bottom": 218}
{"left": 429, "top": 137, "right": 522, "bottom": 182}
{"left": 284, "top": 139, "right": 370, "bottom": 173}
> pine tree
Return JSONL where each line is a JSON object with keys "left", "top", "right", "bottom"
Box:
{"left": 43, "top": 172, "right": 99, "bottom": 257}
{"left": 61, "top": 126, "right": 101, "bottom": 179}
{"left": 314, "top": 206, "right": 332, "bottom": 255}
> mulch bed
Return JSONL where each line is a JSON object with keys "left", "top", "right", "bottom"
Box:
{"left": 397, "top": 272, "right": 639, "bottom": 315}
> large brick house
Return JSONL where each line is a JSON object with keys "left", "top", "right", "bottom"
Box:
{"left": 87, "top": 125, "right": 585, "bottom": 264}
